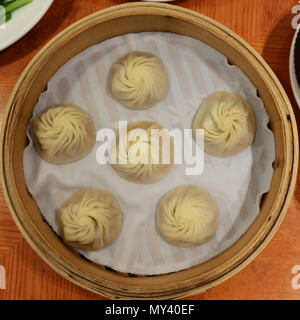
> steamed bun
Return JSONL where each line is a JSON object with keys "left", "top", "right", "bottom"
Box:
{"left": 156, "top": 185, "right": 219, "bottom": 247}
{"left": 111, "top": 121, "right": 174, "bottom": 184}
{"left": 192, "top": 92, "right": 256, "bottom": 157}
{"left": 30, "top": 104, "right": 95, "bottom": 164}
{"left": 58, "top": 188, "right": 122, "bottom": 251}
{"left": 110, "top": 51, "right": 169, "bottom": 110}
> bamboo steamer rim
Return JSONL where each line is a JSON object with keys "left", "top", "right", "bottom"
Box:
{"left": 0, "top": 2, "right": 298, "bottom": 299}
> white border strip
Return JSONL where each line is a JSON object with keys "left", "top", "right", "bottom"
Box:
{"left": 0, "top": 265, "right": 6, "bottom": 290}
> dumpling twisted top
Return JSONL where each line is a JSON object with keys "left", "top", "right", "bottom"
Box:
{"left": 192, "top": 92, "right": 256, "bottom": 157}
{"left": 30, "top": 104, "right": 95, "bottom": 164}
{"left": 58, "top": 188, "right": 122, "bottom": 251}
{"left": 156, "top": 185, "right": 219, "bottom": 247}
{"left": 110, "top": 52, "right": 169, "bottom": 110}
{"left": 61, "top": 194, "right": 110, "bottom": 245}
{"left": 111, "top": 121, "right": 173, "bottom": 184}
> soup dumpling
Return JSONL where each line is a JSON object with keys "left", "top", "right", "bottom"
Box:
{"left": 192, "top": 92, "right": 256, "bottom": 157}
{"left": 110, "top": 51, "right": 169, "bottom": 110}
{"left": 111, "top": 121, "right": 174, "bottom": 184}
{"left": 30, "top": 104, "right": 95, "bottom": 164}
{"left": 58, "top": 188, "right": 122, "bottom": 251}
{"left": 156, "top": 185, "right": 219, "bottom": 247}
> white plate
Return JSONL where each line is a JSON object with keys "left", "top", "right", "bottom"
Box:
{"left": 0, "top": 0, "right": 53, "bottom": 51}
{"left": 290, "top": 26, "right": 300, "bottom": 108}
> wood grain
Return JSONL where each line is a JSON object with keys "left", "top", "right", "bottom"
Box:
{"left": 0, "top": 0, "right": 300, "bottom": 300}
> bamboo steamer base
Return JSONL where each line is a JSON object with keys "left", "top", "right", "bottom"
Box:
{"left": 0, "top": 3, "right": 298, "bottom": 299}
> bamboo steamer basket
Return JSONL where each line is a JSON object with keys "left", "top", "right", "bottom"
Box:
{"left": 0, "top": 3, "right": 298, "bottom": 299}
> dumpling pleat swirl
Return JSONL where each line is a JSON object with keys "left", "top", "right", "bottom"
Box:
{"left": 192, "top": 92, "right": 256, "bottom": 157}
{"left": 58, "top": 188, "right": 122, "bottom": 251}
{"left": 61, "top": 195, "right": 111, "bottom": 245}
{"left": 111, "top": 121, "right": 174, "bottom": 184}
{"left": 156, "top": 186, "right": 219, "bottom": 247}
{"left": 30, "top": 104, "right": 95, "bottom": 164}
{"left": 110, "top": 52, "right": 169, "bottom": 110}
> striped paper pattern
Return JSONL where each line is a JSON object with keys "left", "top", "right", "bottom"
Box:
{"left": 23, "top": 32, "right": 275, "bottom": 275}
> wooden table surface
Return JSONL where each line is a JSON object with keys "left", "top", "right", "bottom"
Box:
{"left": 0, "top": 0, "right": 300, "bottom": 300}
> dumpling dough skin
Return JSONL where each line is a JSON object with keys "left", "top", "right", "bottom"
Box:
{"left": 30, "top": 104, "right": 95, "bottom": 164}
{"left": 156, "top": 185, "right": 219, "bottom": 247}
{"left": 58, "top": 188, "right": 122, "bottom": 251}
{"left": 110, "top": 51, "right": 169, "bottom": 110}
{"left": 192, "top": 92, "right": 256, "bottom": 157}
{"left": 111, "top": 121, "right": 174, "bottom": 184}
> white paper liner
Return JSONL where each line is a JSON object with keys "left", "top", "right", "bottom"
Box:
{"left": 23, "top": 32, "right": 275, "bottom": 275}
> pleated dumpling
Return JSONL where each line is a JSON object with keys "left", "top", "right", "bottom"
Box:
{"left": 156, "top": 185, "right": 219, "bottom": 247}
{"left": 58, "top": 188, "right": 122, "bottom": 251}
{"left": 192, "top": 92, "right": 256, "bottom": 157}
{"left": 110, "top": 51, "right": 169, "bottom": 110}
{"left": 30, "top": 104, "right": 95, "bottom": 164}
{"left": 111, "top": 121, "right": 174, "bottom": 184}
